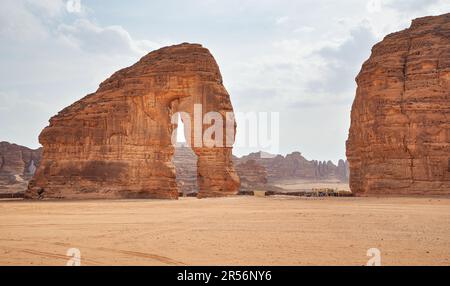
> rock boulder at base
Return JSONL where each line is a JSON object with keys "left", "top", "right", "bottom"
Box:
{"left": 346, "top": 14, "right": 450, "bottom": 195}
{"left": 26, "top": 43, "right": 240, "bottom": 200}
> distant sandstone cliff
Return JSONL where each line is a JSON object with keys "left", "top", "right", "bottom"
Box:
{"left": 0, "top": 142, "right": 41, "bottom": 193}
{"left": 175, "top": 149, "right": 349, "bottom": 193}
{"left": 174, "top": 149, "right": 349, "bottom": 193}
{"left": 347, "top": 14, "right": 450, "bottom": 195}
{"left": 235, "top": 159, "right": 268, "bottom": 190}
{"left": 167, "top": 148, "right": 351, "bottom": 193}
{"left": 173, "top": 144, "right": 198, "bottom": 194}
{"left": 234, "top": 151, "right": 349, "bottom": 183}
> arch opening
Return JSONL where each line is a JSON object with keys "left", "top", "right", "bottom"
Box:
{"left": 172, "top": 113, "right": 198, "bottom": 197}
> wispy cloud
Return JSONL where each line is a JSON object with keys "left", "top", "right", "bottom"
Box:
{"left": 1, "top": 0, "right": 449, "bottom": 162}
{"left": 0, "top": 0, "right": 170, "bottom": 149}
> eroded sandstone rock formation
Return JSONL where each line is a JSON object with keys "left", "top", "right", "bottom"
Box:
{"left": 26, "top": 43, "right": 240, "bottom": 199}
{"left": 336, "top": 159, "right": 349, "bottom": 183}
{"left": 235, "top": 159, "right": 268, "bottom": 190}
{"left": 235, "top": 151, "right": 349, "bottom": 183}
{"left": 347, "top": 14, "right": 450, "bottom": 195}
{"left": 0, "top": 142, "right": 41, "bottom": 193}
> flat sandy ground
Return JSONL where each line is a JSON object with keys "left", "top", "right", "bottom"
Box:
{"left": 0, "top": 196, "right": 449, "bottom": 266}
{"left": 273, "top": 179, "right": 351, "bottom": 192}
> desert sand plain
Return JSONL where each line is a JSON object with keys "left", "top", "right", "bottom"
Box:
{"left": 1, "top": 195, "right": 449, "bottom": 266}
{"left": 273, "top": 179, "right": 351, "bottom": 192}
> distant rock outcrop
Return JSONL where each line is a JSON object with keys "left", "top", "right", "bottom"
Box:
{"left": 173, "top": 144, "right": 198, "bottom": 195}
{"left": 26, "top": 43, "right": 240, "bottom": 200}
{"left": 171, "top": 149, "right": 348, "bottom": 193}
{"left": 336, "top": 159, "right": 349, "bottom": 183}
{"left": 347, "top": 14, "right": 450, "bottom": 195}
{"left": 235, "top": 151, "right": 349, "bottom": 182}
{"left": 0, "top": 142, "right": 42, "bottom": 192}
{"left": 235, "top": 159, "right": 268, "bottom": 190}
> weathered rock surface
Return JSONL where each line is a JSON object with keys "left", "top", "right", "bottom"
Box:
{"left": 0, "top": 142, "right": 41, "bottom": 193}
{"left": 235, "top": 159, "right": 268, "bottom": 190}
{"left": 26, "top": 43, "right": 240, "bottom": 199}
{"left": 347, "top": 14, "right": 450, "bottom": 195}
{"left": 235, "top": 151, "right": 349, "bottom": 182}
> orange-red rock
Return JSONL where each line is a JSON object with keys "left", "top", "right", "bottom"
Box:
{"left": 235, "top": 159, "right": 268, "bottom": 190}
{"left": 347, "top": 14, "right": 450, "bottom": 195}
{"left": 26, "top": 43, "right": 239, "bottom": 199}
{"left": 0, "top": 142, "right": 41, "bottom": 192}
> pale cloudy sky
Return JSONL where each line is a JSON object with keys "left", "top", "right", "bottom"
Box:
{"left": 0, "top": 0, "right": 449, "bottom": 163}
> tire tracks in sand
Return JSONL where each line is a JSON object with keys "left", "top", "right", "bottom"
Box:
{"left": 53, "top": 242, "right": 186, "bottom": 265}
{"left": 0, "top": 238, "right": 185, "bottom": 266}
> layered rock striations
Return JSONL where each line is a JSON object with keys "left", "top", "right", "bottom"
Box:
{"left": 347, "top": 14, "right": 450, "bottom": 195}
{"left": 26, "top": 43, "right": 240, "bottom": 199}
{"left": 0, "top": 142, "right": 42, "bottom": 192}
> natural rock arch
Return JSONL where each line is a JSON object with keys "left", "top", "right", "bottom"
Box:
{"left": 26, "top": 43, "right": 240, "bottom": 199}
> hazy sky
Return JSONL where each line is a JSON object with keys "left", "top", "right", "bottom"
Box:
{"left": 1, "top": 0, "right": 449, "bottom": 163}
